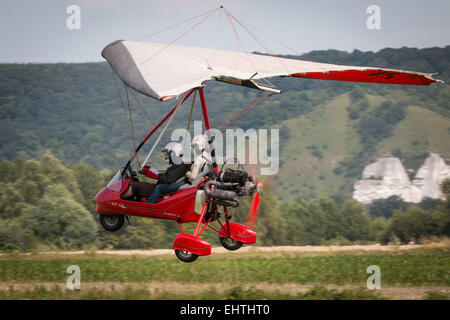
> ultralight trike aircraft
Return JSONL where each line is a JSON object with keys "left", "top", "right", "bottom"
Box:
{"left": 95, "top": 6, "right": 439, "bottom": 262}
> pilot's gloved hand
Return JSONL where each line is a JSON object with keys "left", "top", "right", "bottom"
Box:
{"left": 138, "top": 165, "right": 151, "bottom": 174}
{"left": 141, "top": 166, "right": 159, "bottom": 180}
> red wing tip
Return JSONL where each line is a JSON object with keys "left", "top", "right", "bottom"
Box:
{"left": 292, "top": 69, "right": 437, "bottom": 86}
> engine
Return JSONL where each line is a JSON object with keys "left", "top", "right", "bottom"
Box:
{"left": 203, "top": 168, "right": 261, "bottom": 207}
{"left": 218, "top": 168, "right": 257, "bottom": 196}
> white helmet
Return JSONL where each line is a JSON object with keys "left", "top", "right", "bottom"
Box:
{"left": 162, "top": 142, "right": 184, "bottom": 157}
{"left": 191, "top": 134, "right": 209, "bottom": 153}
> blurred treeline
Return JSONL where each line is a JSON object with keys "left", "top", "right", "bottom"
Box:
{"left": 1, "top": 155, "right": 449, "bottom": 251}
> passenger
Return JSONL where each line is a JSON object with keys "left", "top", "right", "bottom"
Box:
{"left": 185, "top": 134, "right": 212, "bottom": 184}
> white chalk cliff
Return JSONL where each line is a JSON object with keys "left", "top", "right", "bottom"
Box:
{"left": 353, "top": 153, "right": 450, "bottom": 204}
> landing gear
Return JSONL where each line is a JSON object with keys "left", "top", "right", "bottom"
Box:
{"left": 99, "top": 214, "right": 125, "bottom": 232}
{"left": 219, "top": 236, "right": 243, "bottom": 251}
{"left": 174, "top": 249, "right": 199, "bottom": 263}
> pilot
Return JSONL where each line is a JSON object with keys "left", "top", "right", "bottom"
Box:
{"left": 121, "top": 142, "right": 190, "bottom": 201}
{"left": 145, "top": 142, "right": 191, "bottom": 203}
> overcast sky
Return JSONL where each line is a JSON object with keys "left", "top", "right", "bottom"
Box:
{"left": 1, "top": 0, "right": 449, "bottom": 63}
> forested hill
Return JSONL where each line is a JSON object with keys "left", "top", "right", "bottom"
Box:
{"left": 1, "top": 46, "right": 449, "bottom": 200}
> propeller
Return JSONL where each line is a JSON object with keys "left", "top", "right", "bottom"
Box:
{"left": 230, "top": 154, "right": 264, "bottom": 230}
{"left": 245, "top": 168, "right": 264, "bottom": 230}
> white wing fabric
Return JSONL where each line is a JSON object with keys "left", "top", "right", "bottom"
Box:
{"left": 102, "top": 40, "right": 438, "bottom": 101}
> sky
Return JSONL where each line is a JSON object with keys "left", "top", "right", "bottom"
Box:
{"left": 1, "top": 0, "right": 449, "bottom": 63}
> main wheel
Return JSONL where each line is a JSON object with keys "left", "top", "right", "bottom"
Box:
{"left": 174, "top": 249, "right": 199, "bottom": 263}
{"left": 219, "top": 236, "right": 243, "bottom": 251}
{"left": 99, "top": 214, "right": 125, "bottom": 232}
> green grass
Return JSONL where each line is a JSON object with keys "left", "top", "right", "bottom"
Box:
{"left": 0, "top": 247, "right": 448, "bottom": 299}
{"left": 0, "top": 285, "right": 386, "bottom": 300}
{"left": 424, "top": 291, "right": 449, "bottom": 300}
{"left": 1, "top": 248, "right": 448, "bottom": 286}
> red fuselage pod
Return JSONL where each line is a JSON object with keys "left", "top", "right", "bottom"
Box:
{"left": 95, "top": 177, "right": 204, "bottom": 223}
{"left": 173, "top": 233, "right": 212, "bottom": 256}
{"left": 219, "top": 222, "right": 257, "bottom": 244}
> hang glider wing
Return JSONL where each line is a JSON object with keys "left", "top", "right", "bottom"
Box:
{"left": 102, "top": 40, "right": 439, "bottom": 101}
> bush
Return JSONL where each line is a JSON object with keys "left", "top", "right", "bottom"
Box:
{"left": 386, "top": 208, "right": 447, "bottom": 244}
{"left": 441, "top": 178, "right": 450, "bottom": 197}
{"left": 368, "top": 196, "right": 408, "bottom": 218}
{"left": 23, "top": 184, "right": 98, "bottom": 249}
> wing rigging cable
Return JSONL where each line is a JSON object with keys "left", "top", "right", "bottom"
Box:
{"left": 110, "top": 66, "right": 138, "bottom": 158}
{"left": 141, "top": 90, "right": 192, "bottom": 168}
{"left": 223, "top": 8, "right": 291, "bottom": 76}
{"left": 129, "top": 89, "right": 154, "bottom": 125}
{"left": 216, "top": 92, "right": 275, "bottom": 132}
{"left": 139, "top": 8, "right": 220, "bottom": 67}
{"left": 136, "top": 7, "right": 219, "bottom": 42}
{"left": 125, "top": 86, "right": 140, "bottom": 168}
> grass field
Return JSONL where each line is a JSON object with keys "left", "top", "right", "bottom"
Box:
{"left": 0, "top": 244, "right": 449, "bottom": 300}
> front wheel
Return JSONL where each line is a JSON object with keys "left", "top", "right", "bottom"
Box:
{"left": 174, "top": 249, "right": 199, "bottom": 263}
{"left": 219, "top": 236, "right": 243, "bottom": 251}
{"left": 99, "top": 214, "right": 125, "bottom": 232}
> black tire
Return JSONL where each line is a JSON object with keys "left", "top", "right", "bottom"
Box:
{"left": 219, "top": 236, "right": 243, "bottom": 251}
{"left": 174, "top": 249, "right": 199, "bottom": 263}
{"left": 99, "top": 214, "right": 125, "bottom": 232}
